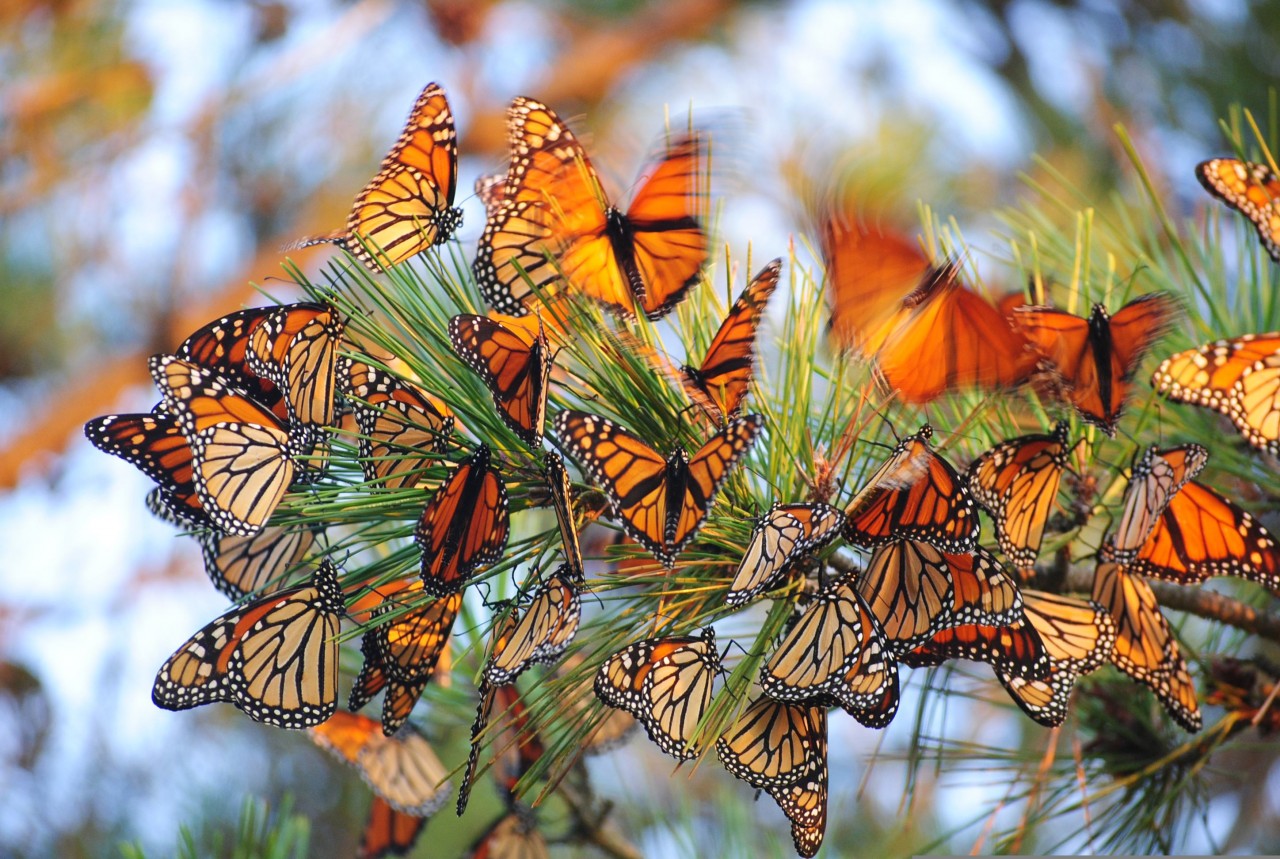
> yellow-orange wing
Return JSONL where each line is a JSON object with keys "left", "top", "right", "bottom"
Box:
{"left": 1196, "top": 157, "right": 1280, "bottom": 261}
{"left": 1093, "top": 552, "right": 1201, "bottom": 731}
{"left": 681, "top": 259, "right": 779, "bottom": 422}
{"left": 293, "top": 82, "right": 461, "bottom": 272}
{"left": 358, "top": 796, "right": 426, "bottom": 859}
{"left": 450, "top": 314, "right": 551, "bottom": 447}
{"left": 1110, "top": 444, "right": 1208, "bottom": 562}
{"left": 483, "top": 564, "right": 582, "bottom": 685}
{"left": 340, "top": 356, "right": 453, "bottom": 489}
{"left": 966, "top": 422, "right": 1070, "bottom": 573}
{"left": 1152, "top": 332, "right": 1280, "bottom": 414}
{"left": 669, "top": 414, "right": 764, "bottom": 559}
{"left": 726, "top": 502, "right": 846, "bottom": 607}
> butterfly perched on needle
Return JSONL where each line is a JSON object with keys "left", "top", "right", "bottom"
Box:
{"left": 290, "top": 82, "right": 461, "bottom": 273}
{"left": 680, "top": 258, "right": 780, "bottom": 423}
{"left": 1093, "top": 547, "right": 1202, "bottom": 731}
{"left": 843, "top": 424, "right": 979, "bottom": 554}
{"left": 152, "top": 561, "right": 343, "bottom": 728}
{"left": 1196, "top": 157, "right": 1280, "bottom": 262}
{"left": 966, "top": 421, "right": 1072, "bottom": 575}
{"left": 450, "top": 313, "right": 552, "bottom": 448}
{"left": 594, "top": 628, "right": 720, "bottom": 760}
{"left": 1108, "top": 444, "right": 1208, "bottom": 563}
{"left": 725, "top": 502, "right": 845, "bottom": 606}
{"left": 1013, "top": 294, "right": 1178, "bottom": 435}
{"left": 473, "top": 97, "right": 708, "bottom": 321}
{"left": 483, "top": 564, "right": 582, "bottom": 686}
{"left": 148, "top": 355, "right": 300, "bottom": 535}
{"left": 554, "top": 410, "right": 762, "bottom": 568}
{"left": 716, "top": 695, "right": 829, "bottom": 857}
{"left": 416, "top": 444, "right": 510, "bottom": 597}
{"left": 339, "top": 356, "right": 454, "bottom": 489}
{"left": 349, "top": 581, "right": 461, "bottom": 736}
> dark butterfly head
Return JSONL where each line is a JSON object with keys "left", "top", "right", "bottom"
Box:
{"left": 436, "top": 206, "right": 464, "bottom": 244}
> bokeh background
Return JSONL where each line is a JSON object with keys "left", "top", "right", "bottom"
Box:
{"left": 3, "top": 0, "right": 1280, "bottom": 856}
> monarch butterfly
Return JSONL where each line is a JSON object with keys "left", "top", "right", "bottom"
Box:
{"left": 359, "top": 796, "right": 426, "bottom": 859}
{"left": 821, "top": 216, "right": 939, "bottom": 357}
{"left": 679, "top": 259, "right": 780, "bottom": 423}
{"left": 175, "top": 306, "right": 288, "bottom": 421}
{"left": 899, "top": 614, "right": 1051, "bottom": 681}
{"left": 1013, "top": 294, "right": 1178, "bottom": 435}
{"left": 1129, "top": 479, "right": 1280, "bottom": 592}
{"left": 152, "top": 560, "right": 342, "bottom": 728}
{"left": 966, "top": 422, "right": 1071, "bottom": 573}
{"left": 458, "top": 614, "right": 520, "bottom": 816}
{"left": 464, "top": 808, "right": 549, "bottom": 859}
{"left": 149, "top": 355, "right": 299, "bottom": 535}
{"left": 450, "top": 314, "right": 552, "bottom": 447}
{"left": 726, "top": 502, "right": 846, "bottom": 607}
{"left": 340, "top": 356, "right": 454, "bottom": 488}
{"left": 992, "top": 591, "right": 1117, "bottom": 727}
{"left": 473, "top": 97, "right": 707, "bottom": 321}
{"left": 461, "top": 682, "right": 546, "bottom": 811}
{"left": 844, "top": 425, "right": 979, "bottom": 553}
{"left": 1151, "top": 332, "right": 1280, "bottom": 415}
{"left": 416, "top": 445, "right": 510, "bottom": 597}
{"left": 1093, "top": 552, "right": 1202, "bottom": 731}
{"left": 1195, "top": 157, "right": 1280, "bottom": 262}
{"left": 759, "top": 573, "right": 898, "bottom": 727}
{"left": 85, "top": 411, "right": 205, "bottom": 518}
{"left": 873, "top": 263, "right": 1038, "bottom": 404}
{"left": 308, "top": 710, "right": 452, "bottom": 816}
{"left": 244, "top": 302, "right": 344, "bottom": 433}
{"left": 594, "top": 627, "right": 720, "bottom": 759}
{"left": 197, "top": 522, "right": 316, "bottom": 600}
{"left": 291, "top": 82, "right": 461, "bottom": 273}
{"left": 1110, "top": 444, "right": 1208, "bottom": 563}
{"left": 350, "top": 583, "right": 461, "bottom": 736}
{"left": 1231, "top": 346, "right": 1280, "bottom": 455}
{"left": 483, "top": 564, "right": 582, "bottom": 686}
{"left": 944, "top": 546, "right": 1025, "bottom": 628}
{"left": 542, "top": 452, "right": 585, "bottom": 580}
{"left": 554, "top": 410, "right": 763, "bottom": 569}
{"left": 715, "top": 695, "right": 829, "bottom": 858}
{"left": 856, "top": 539, "right": 951, "bottom": 654}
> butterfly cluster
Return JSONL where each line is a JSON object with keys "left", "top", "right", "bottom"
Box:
{"left": 83, "top": 78, "right": 1280, "bottom": 859}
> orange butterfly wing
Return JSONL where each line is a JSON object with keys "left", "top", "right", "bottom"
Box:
{"left": 1152, "top": 332, "right": 1280, "bottom": 414}
{"left": 450, "top": 314, "right": 551, "bottom": 447}
{"left": 341, "top": 357, "right": 454, "bottom": 489}
{"left": 359, "top": 796, "right": 425, "bottom": 859}
{"left": 680, "top": 258, "right": 779, "bottom": 422}
{"left": 876, "top": 274, "right": 1038, "bottom": 404}
{"left": 1196, "top": 157, "right": 1280, "bottom": 261}
{"left": 415, "top": 445, "right": 510, "bottom": 596}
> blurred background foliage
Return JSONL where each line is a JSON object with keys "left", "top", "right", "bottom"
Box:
{"left": 3, "top": 0, "right": 1280, "bottom": 856}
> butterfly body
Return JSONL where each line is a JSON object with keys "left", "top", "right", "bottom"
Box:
{"left": 416, "top": 445, "right": 510, "bottom": 596}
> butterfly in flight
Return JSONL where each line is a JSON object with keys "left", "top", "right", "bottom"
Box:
{"left": 1196, "top": 157, "right": 1280, "bottom": 262}
{"left": 416, "top": 444, "right": 510, "bottom": 597}
{"left": 725, "top": 502, "right": 845, "bottom": 607}
{"left": 594, "top": 628, "right": 720, "bottom": 759}
{"left": 308, "top": 709, "right": 452, "bottom": 817}
{"left": 339, "top": 356, "right": 453, "bottom": 488}
{"left": 1013, "top": 294, "right": 1178, "bottom": 435}
{"left": 966, "top": 422, "right": 1072, "bottom": 574}
{"left": 680, "top": 258, "right": 780, "bottom": 423}
{"left": 450, "top": 313, "right": 552, "bottom": 448}
{"left": 1092, "top": 548, "right": 1202, "bottom": 731}
{"left": 819, "top": 214, "right": 1034, "bottom": 401}
{"left": 149, "top": 355, "right": 300, "bottom": 535}
{"left": 555, "top": 410, "right": 762, "bottom": 568}
{"left": 716, "top": 694, "right": 829, "bottom": 857}
{"left": 349, "top": 582, "right": 462, "bottom": 736}
{"left": 474, "top": 97, "right": 708, "bottom": 321}
{"left": 844, "top": 425, "right": 979, "bottom": 553}
{"left": 152, "top": 561, "right": 343, "bottom": 728}
{"left": 291, "top": 82, "right": 461, "bottom": 273}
